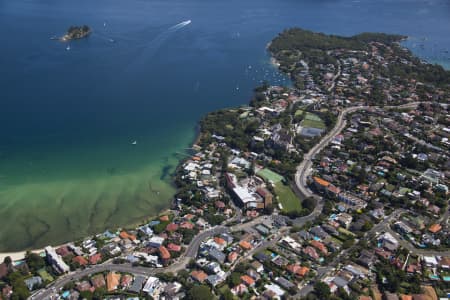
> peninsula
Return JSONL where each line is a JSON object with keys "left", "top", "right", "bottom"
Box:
{"left": 1, "top": 28, "right": 449, "bottom": 300}
{"left": 60, "top": 25, "right": 91, "bottom": 41}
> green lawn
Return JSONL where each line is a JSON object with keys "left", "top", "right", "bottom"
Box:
{"left": 300, "top": 112, "right": 326, "bottom": 129}
{"left": 274, "top": 183, "right": 302, "bottom": 213}
{"left": 295, "top": 109, "right": 305, "bottom": 116}
{"left": 256, "top": 168, "right": 301, "bottom": 213}
{"left": 257, "top": 168, "right": 284, "bottom": 183}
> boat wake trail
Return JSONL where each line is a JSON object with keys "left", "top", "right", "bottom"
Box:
{"left": 124, "top": 20, "right": 192, "bottom": 73}
{"left": 168, "top": 20, "right": 192, "bottom": 31}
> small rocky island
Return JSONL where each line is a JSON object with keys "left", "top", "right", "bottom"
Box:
{"left": 60, "top": 25, "right": 91, "bottom": 41}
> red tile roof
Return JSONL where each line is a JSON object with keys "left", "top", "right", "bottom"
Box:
{"left": 73, "top": 256, "right": 88, "bottom": 266}
{"left": 428, "top": 223, "right": 442, "bottom": 233}
{"left": 89, "top": 253, "right": 102, "bottom": 265}
{"left": 311, "top": 240, "right": 328, "bottom": 255}
{"left": 167, "top": 243, "right": 181, "bottom": 252}
{"left": 159, "top": 246, "right": 171, "bottom": 260}
{"left": 191, "top": 270, "right": 208, "bottom": 283}
{"left": 214, "top": 237, "right": 226, "bottom": 245}
{"left": 240, "top": 275, "right": 255, "bottom": 286}
{"left": 159, "top": 215, "right": 170, "bottom": 222}
{"left": 314, "top": 177, "right": 331, "bottom": 187}
{"left": 180, "top": 221, "right": 194, "bottom": 229}
{"left": 165, "top": 223, "right": 179, "bottom": 232}
{"left": 119, "top": 231, "right": 136, "bottom": 241}
{"left": 228, "top": 252, "right": 238, "bottom": 263}
{"left": 239, "top": 240, "right": 252, "bottom": 250}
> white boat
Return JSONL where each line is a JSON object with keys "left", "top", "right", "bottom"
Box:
{"left": 66, "top": 45, "right": 71, "bottom": 51}
{"left": 131, "top": 140, "right": 137, "bottom": 145}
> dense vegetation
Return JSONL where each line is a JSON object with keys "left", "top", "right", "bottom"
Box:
{"left": 66, "top": 25, "right": 91, "bottom": 39}
{"left": 269, "top": 28, "right": 405, "bottom": 54}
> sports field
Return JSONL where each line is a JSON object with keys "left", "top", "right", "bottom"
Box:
{"left": 257, "top": 168, "right": 301, "bottom": 213}
{"left": 257, "top": 168, "right": 284, "bottom": 183}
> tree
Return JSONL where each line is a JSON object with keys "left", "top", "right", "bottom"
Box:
{"left": 314, "top": 281, "right": 331, "bottom": 299}
{"left": 228, "top": 272, "right": 242, "bottom": 287}
{"left": 303, "top": 197, "right": 316, "bottom": 212}
{"left": 3, "top": 256, "right": 12, "bottom": 266}
{"left": 221, "top": 287, "right": 234, "bottom": 300}
{"left": 187, "top": 285, "right": 214, "bottom": 300}
{"left": 79, "top": 290, "right": 93, "bottom": 300}
{"left": 25, "top": 252, "right": 45, "bottom": 272}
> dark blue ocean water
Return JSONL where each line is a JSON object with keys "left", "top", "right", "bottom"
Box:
{"left": 0, "top": 0, "right": 449, "bottom": 250}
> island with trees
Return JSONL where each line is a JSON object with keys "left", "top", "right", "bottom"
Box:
{"left": 60, "top": 25, "right": 91, "bottom": 41}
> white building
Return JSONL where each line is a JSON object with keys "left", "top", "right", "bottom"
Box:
{"left": 148, "top": 236, "right": 165, "bottom": 248}
{"left": 45, "top": 246, "right": 70, "bottom": 274}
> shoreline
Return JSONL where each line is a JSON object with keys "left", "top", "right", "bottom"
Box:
{"left": 0, "top": 130, "right": 198, "bottom": 262}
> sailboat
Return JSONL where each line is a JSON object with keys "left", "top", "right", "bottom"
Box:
{"left": 131, "top": 140, "right": 137, "bottom": 145}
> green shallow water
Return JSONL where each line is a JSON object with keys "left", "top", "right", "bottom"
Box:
{"left": 0, "top": 128, "right": 194, "bottom": 251}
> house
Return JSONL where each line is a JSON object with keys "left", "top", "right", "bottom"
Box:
{"left": 72, "top": 256, "right": 88, "bottom": 266}
{"left": 287, "top": 264, "right": 309, "bottom": 277}
{"left": 205, "top": 262, "right": 222, "bottom": 274}
{"left": 180, "top": 221, "right": 194, "bottom": 230}
{"left": 311, "top": 240, "right": 328, "bottom": 255}
{"left": 231, "top": 284, "right": 248, "bottom": 296}
{"left": 275, "top": 277, "right": 295, "bottom": 290}
{"left": 106, "top": 272, "right": 121, "bottom": 292}
{"left": 159, "top": 215, "right": 170, "bottom": 222}
{"left": 191, "top": 270, "right": 208, "bottom": 283}
{"left": 428, "top": 223, "right": 442, "bottom": 233}
{"left": 129, "top": 275, "right": 146, "bottom": 293}
{"left": 241, "top": 275, "right": 256, "bottom": 287}
{"left": 167, "top": 243, "right": 182, "bottom": 252}
{"left": 264, "top": 283, "right": 285, "bottom": 298}
{"left": 89, "top": 253, "right": 102, "bottom": 265}
{"left": 166, "top": 223, "right": 179, "bottom": 232}
{"left": 255, "top": 224, "right": 270, "bottom": 236}
{"left": 239, "top": 240, "right": 253, "bottom": 251}
{"left": 423, "top": 256, "right": 438, "bottom": 267}
{"left": 142, "top": 277, "right": 162, "bottom": 298}
{"left": 158, "top": 246, "right": 171, "bottom": 264}
{"left": 208, "top": 248, "right": 226, "bottom": 264}
{"left": 76, "top": 281, "right": 92, "bottom": 292}
{"left": 120, "top": 274, "right": 133, "bottom": 288}
{"left": 119, "top": 231, "right": 137, "bottom": 241}
{"left": 148, "top": 236, "right": 165, "bottom": 248}
{"left": 303, "top": 246, "right": 320, "bottom": 260}
{"left": 91, "top": 274, "right": 106, "bottom": 289}
{"left": 56, "top": 246, "right": 71, "bottom": 257}
{"left": 251, "top": 261, "right": 264, "bottom": 273}
{"left": 246, "top": 269, "right": 261, "bottom": 281}
{"left": 24, "top": 276, "right": 42, "bottom": 291}
{"left": 102, "top": 243, "right": 121, "bottom": 256}
{"left": 310, "top": 226, "right": 329, "bottom": 240}
{"left": 164, "top": 282, "right": 183, "bottom": 299}
{"left": 228, "top": 252, "right": 239, "bottom": 263}
{"left": 206, "top": 274, "right": 225, "bottom": 287}
{"left": 213, "top": 237, "right": 227, "bottom": 248}
{"left": 220, "top": 233, "right": 234, "bottom": 244}
{"left": 336, "top": 213, "right": 353, "bottom": 229}
{"left": 394, "top": 222, "right": 413, "bottom": 235}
